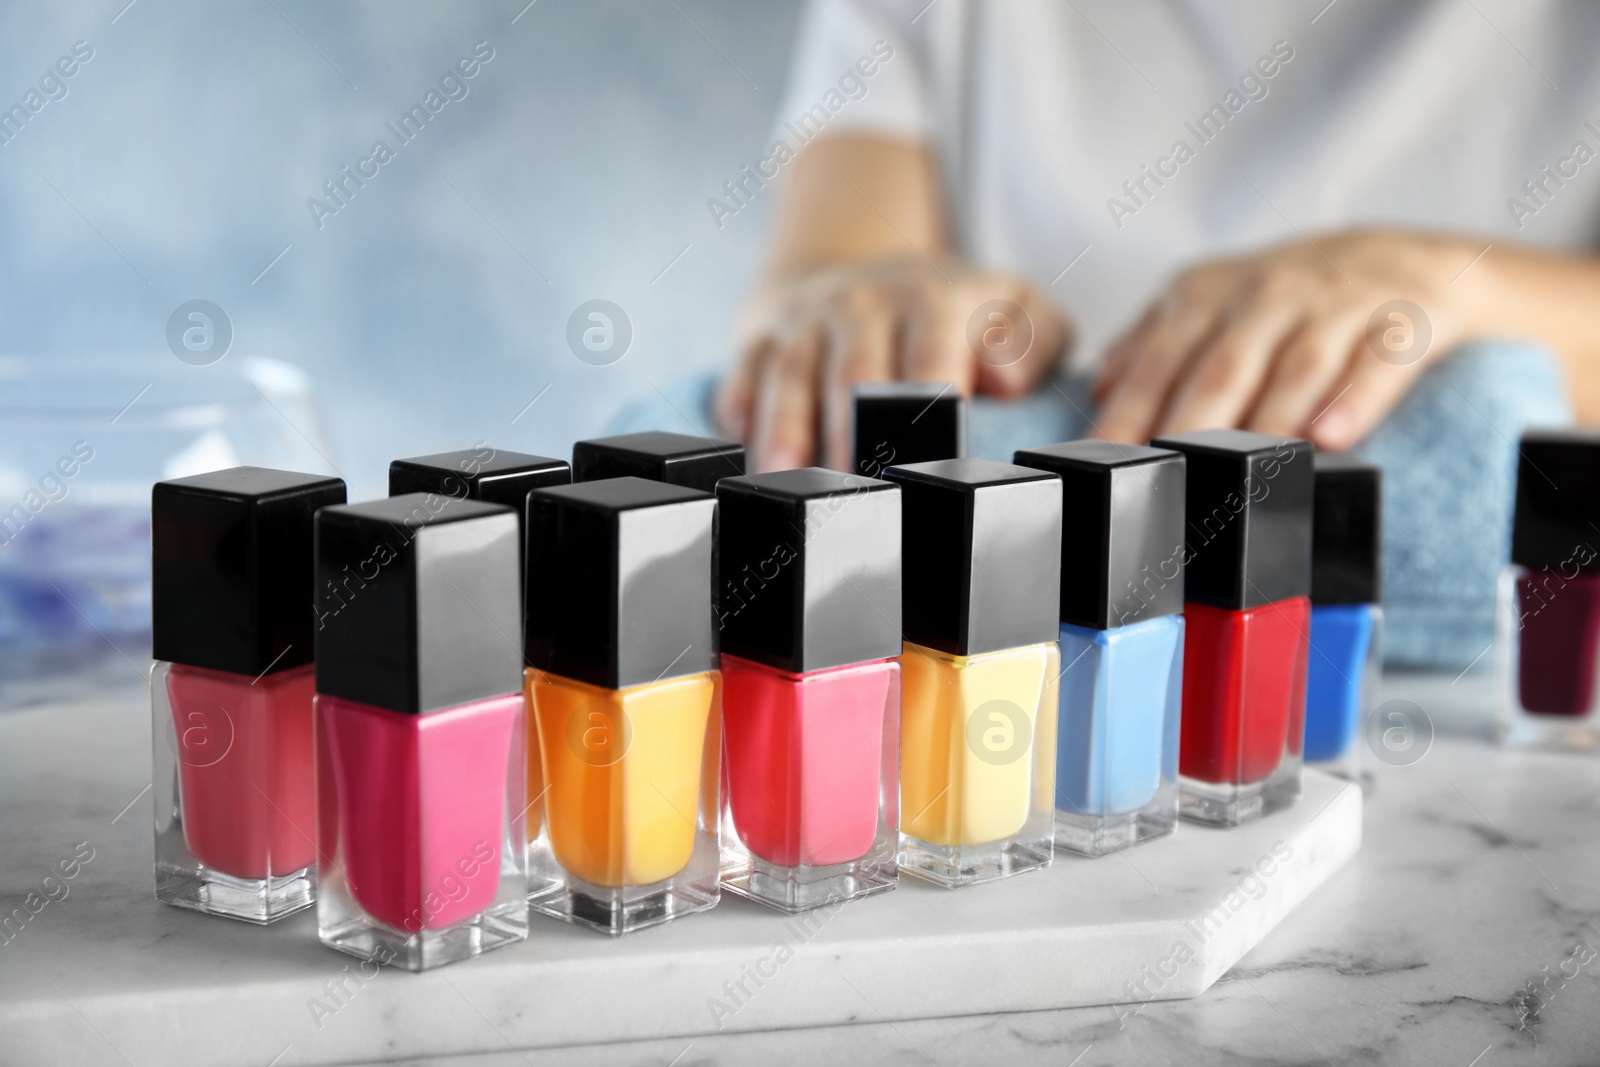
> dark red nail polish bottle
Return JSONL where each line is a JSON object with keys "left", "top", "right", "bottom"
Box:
{"left": 1149, "top": 431, "right": 1314, "bottom": 826}
{"left": 1499, "top": 430, "right": 1600, "bottom": 750}
{"left": 151, "top": 466, "right": 346, "bottom": 923}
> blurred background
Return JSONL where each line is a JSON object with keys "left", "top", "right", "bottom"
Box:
{"left": 0, "top": 1, "right": 802, "bottom": 680}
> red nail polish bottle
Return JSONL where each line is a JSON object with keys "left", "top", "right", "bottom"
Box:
{"left": 1150, "top": 431, "right": 1315, "bottom": 826}
{"left": 314, "top": 494, "right": 528, "bottom": 971}
{"left": 716, "top": 468, "right": 903, "bottom": 911}
{"left": 1499, "top": 431, "right": 1600, "bottom": 750}
{"left": 151, "top": 467, "right": 346, "bottom": 923}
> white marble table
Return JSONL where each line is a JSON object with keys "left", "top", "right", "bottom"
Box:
{"left": 2, "top": 663, "right": 1597, "bottom": 1066}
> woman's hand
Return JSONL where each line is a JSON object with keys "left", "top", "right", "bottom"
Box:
{"left": 719, "top": 257, "right": 1072, "bottom": 472}
{"left": 1093, "top": 229, "right": 1490, "bottom": 449}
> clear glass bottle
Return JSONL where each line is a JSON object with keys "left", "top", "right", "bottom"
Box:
{"left": 523, "top": 477, "right": 723, "bottom": 934}
{"left": 1149, "top": 430, "right": 1315, "bottom": 827}
{"left": 150, "top": 466, "right": 345, "bottom": 923}
{"left": 314, "top": 493, "right": 528, "bottom": 970}
{"left": 1013, "top": 441, "right": 1187, "bottom": 856}
{"left": 1497, "top": 430, "right": 1600, "bottom": 751}
{"left": 885, "top": 458, "right": 1060, "bottom": 884}
{"left": 716, "top": 468, "right": 903, "bottom": 909}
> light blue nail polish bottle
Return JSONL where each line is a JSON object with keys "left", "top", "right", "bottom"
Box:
{"left": 1012, "top": 441, "right": 1187, "bottom": 856}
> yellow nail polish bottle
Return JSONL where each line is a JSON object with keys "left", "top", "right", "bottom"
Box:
{"left": 882, "top": 459, "right": 1063, "bottom": 886}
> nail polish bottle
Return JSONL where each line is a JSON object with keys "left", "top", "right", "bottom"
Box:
{"left": 851, "top": 382, "right": 965, "bottom": 477}
{"left": 1012, "top": 441, "right": 1186, "bottom": 855}
{"left": 1305, "top": 453, "right": 1382, "bottom": 783}
{"left": 572, "top": 430, "right": 744, "bottom": 493}
{"left": 882, "top": 458, "right": 1061, "bottom": 885}
{"left": 389, "top": 446, "right": 570, "bottom": 569}
{"left": 1497, "top": 430, "right": 1600, "bottom": 750}
{"left": 523, "top": 477, "right": 722, "bottom": 934}
{"left": 152, "top": 467, "right": 346, "bottom": 923}
{"left": 716, "top": 468, "right": 902, "bottom": 911}
{"left": 1148, "top": 430, "right": 1314, "bottom": 826}
{"left": 314, "top": 494, "right": 528, "bottom": 970}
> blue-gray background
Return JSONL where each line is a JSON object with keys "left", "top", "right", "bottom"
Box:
{"left": 1, "top": 1, "right": 800, "bottom": 500}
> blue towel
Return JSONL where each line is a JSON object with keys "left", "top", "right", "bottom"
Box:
{"left": 610, "top": 341, "right": 1572, "bottom": 670}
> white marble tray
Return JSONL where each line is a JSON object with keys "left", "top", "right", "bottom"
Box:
{"left": 0, "top": 691, "right": 1360, "bottom": 1067}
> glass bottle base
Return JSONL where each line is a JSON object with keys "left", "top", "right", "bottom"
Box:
{"left": 1179, "top": 777, "right": 1265, "bottom": 827}
{"left": 898, "top": 834, "right": 1050, "bottom": 887}
{"left": 1499, "top": 715, "right": 1600, "bottom": 753}
{"left": 528, "top": 870, "right": 720, "bottom": 936}
{"left": 319, "top": 900, "right": 528, "bottom": 972}
{"left": 722, "top": 851, "right": 897, "bottom": 913}
{"left": 1054, "top": 803, "right": 1177, "bottom": 857}
{"left": 155, "top": 863, "right": 314, "bottom": 924}
{"left": 1262, "top": 756, "right": 1304, "bottom": 815}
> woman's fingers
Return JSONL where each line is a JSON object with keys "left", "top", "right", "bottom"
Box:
{"left": 1094, "top": 301, "right": 1222, "bottom": 443}
{"left": 1154, "top": 300, "right": 1303, "bottom": 437}
{"left": 749, "top": 327, "right": 824, "bottom": 472}
{"left": 974, "top": 286, "right": 1072, "bottom": 398}
{"left": 821, "top": 299, "right": 898, "bottom": 472}
{"left": 1094, "top": 303, "right": 1159, "bottom": 404}
{"left": 1307, "top": 316, "right": 1430, "bottom": 450}
{"left": 1243, "top": 308, "right": 1366, "bottom": 437}
{"left": 715, "top": 336, "right": 769, "bottom": 440}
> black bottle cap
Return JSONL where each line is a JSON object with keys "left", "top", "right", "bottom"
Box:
{"left": 525, "top": 477, "right": 718, "bottom": 690}
{"left": 1311, "top": 452, "right": 1382, "bottom": 604}
{"left": 881, "top": 458, "right": 1061, "bottom": 655}
{"left": 152, "top": 466, "right": 346, "bottom": 676}
{"left": 1512, "top": 430, "right": 1600, "bottom": 572}
{"left": 572, "top": 431, "right": 744, "bottom": 494}
{"left": 1148, "top": 430, "right": 1314, "bottom": 611}
{"left": 1012, "top": 441, "right": 1186, "bottom": 630}
{"left": 314, "top": 495, "right": 521, "bottom": 714}
{"left": 715, "top": 468, "right": 902, "bottom": 673}
{"left": 851, "top": 383, "right": 966, "bottom": 476}
{"left": 389, "top": 447, "right": 570, "bottom": 514}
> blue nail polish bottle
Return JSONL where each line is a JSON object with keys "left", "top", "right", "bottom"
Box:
{"left": 1305, "top": 453, "right": 1382, "bottom": 785}
{"left": 1013, "top": 441, "right": 1187, "bottom": 856}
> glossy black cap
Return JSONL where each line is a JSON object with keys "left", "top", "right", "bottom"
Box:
{"left": 716, "top": 468, "right": 901, "bottom": 673}
{"left": 1311, "top": 453, "right": 1382, "bottom": 604}
{"left": 1148, "top": 430, "right": 1314, "bottom": 611}
{"left": 852, "top": 383, "right": 966, "bottom": 476}
{"left": 314, "top": 495, "right": 521, "bottom": 715}
{"left": 1012, "top": 441, "right": 1186, "bottom": 629}
{"left": 881, "top": 459, "right": 1061, "bottom": 655}
{"left": 525, "top": 477, "right": 718, "bottom": 690}
{"left": 152, "top": 467, "right": 346, "bottom": 676}
{"left": 572, "top": 431, "right": 744, "bottom": 494}
{"left": 388, "top": 447, "right": 570, "bottom": 514}
{"left": 1512, "top": 430, "right": 1600, "bottom": 572}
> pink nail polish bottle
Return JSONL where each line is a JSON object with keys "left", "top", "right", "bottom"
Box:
{"left": 152, "top": 467, "right": 346, "bottom": 923}
{"left": 314, "top": 494, "right": 528, "bottom": 971}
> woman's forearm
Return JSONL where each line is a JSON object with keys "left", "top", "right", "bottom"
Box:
{"left": 1467, "top": 244, "right": 1600, "bottom": 422}
{"left": 758, "top": 134, "right": 945, "bottom": 283}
